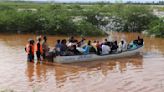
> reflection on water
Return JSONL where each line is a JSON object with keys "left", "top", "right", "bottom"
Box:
{"left": 25, "top": 63, "right": 47, "bottom": 83}
{"left": 54, "top": 56, "right": 143, "bottom": 88}
{"left": 0, "top": 33, "right": 164, "bottom": 92}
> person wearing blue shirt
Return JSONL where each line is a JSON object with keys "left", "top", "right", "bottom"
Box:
{"left": 55, "top": 40, "right": 61, "bottom": 55}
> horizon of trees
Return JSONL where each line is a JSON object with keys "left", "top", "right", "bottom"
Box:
{"left": 0, "top": 0, "right": 164, "bottom": 5}
{"left": 0, "top": 1, "right": 163, "bottom": 37}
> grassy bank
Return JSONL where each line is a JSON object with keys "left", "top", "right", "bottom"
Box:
{"left": 0, "top": 1, "right": 163, "bottom": 36}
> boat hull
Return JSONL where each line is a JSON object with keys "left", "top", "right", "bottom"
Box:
{"left": 53, "top": 46, "right": 143, "bottom": 63}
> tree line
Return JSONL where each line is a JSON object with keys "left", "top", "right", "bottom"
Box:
{"left": 0, "top": 2, "right": 163, "bottom": 37}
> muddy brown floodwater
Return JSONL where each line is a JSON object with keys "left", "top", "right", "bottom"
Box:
{"left": 0, "top": 33, "right": 164, "bottom": 92}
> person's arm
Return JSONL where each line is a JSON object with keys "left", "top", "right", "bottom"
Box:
{"left": 29, "top": 46, "right": 32, "bottom": 54}
{"left": 40, "top": 44, "right": 43, "bottom": 54}
{"left": 25, "top": 47, "right": 27, "bottom": 52}
{"left": 107, "top": 46, "right": 111, "bottom": 53}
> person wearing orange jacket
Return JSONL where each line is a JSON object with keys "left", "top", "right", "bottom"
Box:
{"left": 25, "top": 39, "right": 35, "bottom": 62}
{"left": 35, "top": 36, "right": 43, "bottom": 61}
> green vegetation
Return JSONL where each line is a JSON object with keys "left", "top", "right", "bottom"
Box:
{"left": 0, "top": 1, "right": 163, "bottom": 36}
{"left": 154, "top": 6, "right": 164, "bottom": 12}
{"left": 148, "top": 18, "right": 164, "bottom": 37}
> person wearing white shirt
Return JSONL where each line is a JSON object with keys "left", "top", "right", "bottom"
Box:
{"left": 102, "top": 43, "right": 111, "bottom": 55}
{"left": 118, "top": 40, "right": 127, "bottom": 52}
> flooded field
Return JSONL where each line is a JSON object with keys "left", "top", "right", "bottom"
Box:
{"left": 0, "top": 33, "right": 164, "bottom": 92}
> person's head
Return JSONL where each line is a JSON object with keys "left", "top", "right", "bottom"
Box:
{"left": 97, "top": 41, "right": 99, "bottom": 44}
{"left": 121, "top": 40, "right": 124, "bottom": 45}
{"left": 77, "top": 43, "right": 81, "bottom": 47}
{"left": 61, "top": 39, "right": 67, "bottom": 44}
{"left": 70, "top": 36, "right": 74, "bottom": 40}
{"left": 37, "top": 36, "right": 42, "bottom": 42}
{"left": 73, "top": 45, "right": 76, "bottom": 49}
{"left": 38, "top": 38, "right": 41, "bottom": 42}
{"left": 114, "top": 41, "right": 117, "bottom": 45}
{"left": 88, "top": 40, "right": 91, "bottom": 45}
{"left": 29, "top": 41, "right": 32, "bottom": 44}
{"left": 31, "top": 40, "right": 35, "bottom": 45}
{"left": 61, "top": 40, "right": 64, "bottom": 44}
{"left": 105, "top": 39, "right": 108, "bottom": 42}
{"left": 29, "top": 39, "right": 33, "bottom": 44}
{"left": 64, "top": 39, "right": 67, "bottom": 44}
{"left": 94, "top": 40, "right": 97, "bottom": 43}
{"left": 82, "top": 37, "right": 86, "bottom": 41}
{"left": 138, "top": 36, "right": 141, "bottom": 40}
{"left": 74, "top": 40, "right": 78, "bottom": 43}
{"left": 43, "top": 35, "right": 47, "bottom": 41}
{"left": 81, "top": 39, "right": 85, "bottom": 42}
{"left": 28, "top": 38, "right": 32, "bottom": 44}
{"left": 57, "top": 40, "right": 60, "bottom": 44}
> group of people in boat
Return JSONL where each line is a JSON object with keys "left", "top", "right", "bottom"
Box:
{"left": 25, "top": 35, "right": 143, "bottom": 62}
{"left": 25, "top": 35, "right": 49, "bottom": 62}
{"left": 53, "top": 36, "right": 144, "bottom": 56}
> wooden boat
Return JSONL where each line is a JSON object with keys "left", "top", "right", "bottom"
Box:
{"left": 53, "top": 45, "right": 143, "bottom": 63}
